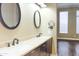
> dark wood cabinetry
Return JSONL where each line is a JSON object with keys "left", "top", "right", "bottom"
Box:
{"left": 25, "top": 38, "right": 52, "bottom": 56}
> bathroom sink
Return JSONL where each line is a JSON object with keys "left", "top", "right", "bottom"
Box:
{"left": 0, "top": 53, "right": 8, "bottom": 56}
{"left": 0, "top": 36, "right": 52, "bottom": 56}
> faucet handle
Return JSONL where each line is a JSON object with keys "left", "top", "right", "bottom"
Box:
{"left": 39, "top": 33, "right": 42, "bottom": 35}
{"left": 36, "top": 33, "right": 43, "bottom": 37}
{"left": 39, "top": 33, "right": 42, "bottom": 36}
{"left": 7, "top": 43, "right": 10, "bottom": 47}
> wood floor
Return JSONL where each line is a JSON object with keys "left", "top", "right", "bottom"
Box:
{"left": 57, "top": 40, "right": 79, "bottom": 56}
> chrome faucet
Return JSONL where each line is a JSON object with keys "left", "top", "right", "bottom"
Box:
{"left": 36, "top": 33, "right": 42, "bottom": 37}
{"left": 12, "top": 38, "right": 19, "bottom": 46}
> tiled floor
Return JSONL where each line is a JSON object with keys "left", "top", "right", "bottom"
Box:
{"left": 57, "top": 40, "right": 79, "bottom": 56}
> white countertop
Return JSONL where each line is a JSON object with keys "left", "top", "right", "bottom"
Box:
{"left": 0, "top": 36, "right": 52, "bottom": 56}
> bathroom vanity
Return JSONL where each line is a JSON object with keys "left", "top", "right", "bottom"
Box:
{"left": 25, "top": 38, "right": 52, "bottom": 56}
{"left": 0, "top": 36, "right": 52, "bottom": 56}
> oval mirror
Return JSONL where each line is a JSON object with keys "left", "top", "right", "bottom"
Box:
{"left": 34, "top": 10, "right": 41, "bottom": 28}
{"left": 0, "top": 3, "right": 21, "bottom": 29}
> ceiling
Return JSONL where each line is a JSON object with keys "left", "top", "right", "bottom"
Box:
{"left": 57, "top": 3, "right": 79, "bottom": 8}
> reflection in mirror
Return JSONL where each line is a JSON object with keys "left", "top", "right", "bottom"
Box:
{"left": 34, "top": 10, "right": 41, "bottom": 28}
{"left": 0, "top": 3, "right": 21, "bottom": 29}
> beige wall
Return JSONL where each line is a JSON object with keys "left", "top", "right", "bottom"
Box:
{"left": 41, "top": 3, "right": 57, "bottom": 55}
{"left": 0, "top": 3, "right": 57, "bottom": 55}
{"left": 47, "top": 4, "right": 57, "bottom": 55}
{"left": 0, "top": 4, "right": 41, "bottom": 47}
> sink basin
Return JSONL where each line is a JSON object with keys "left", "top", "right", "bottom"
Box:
{"left": 0, "top": 53, "right": 8, "bottom": 56}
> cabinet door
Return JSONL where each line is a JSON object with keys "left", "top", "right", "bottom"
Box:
{"left": 40, "top": 38, "right": 52, "bottom": 56}
{"left": 40, "top": 43, "right": 48, "bottom": 56}
{"left": 47, "top": 38, "right": 52, "bottom": 54}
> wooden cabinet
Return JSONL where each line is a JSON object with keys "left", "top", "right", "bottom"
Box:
{"left": 25, "top": 38, "right": 52, "bottom": 56}
{"left": 25, "top": 47, "right": 41, "bottom": 56}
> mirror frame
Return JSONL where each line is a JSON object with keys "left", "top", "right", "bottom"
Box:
{"left": 0, "top": 3, "right": 21, "bottom": 29}
{"left": 34, "top": 10, "right": 41, "bottom": 28}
